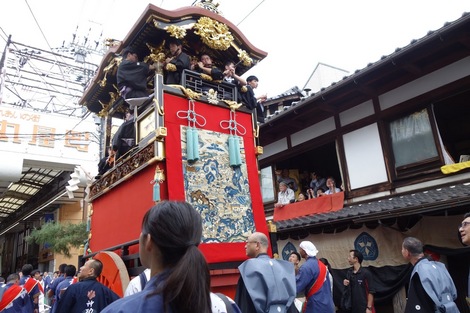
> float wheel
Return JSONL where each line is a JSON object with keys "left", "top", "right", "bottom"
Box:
{"left": 94, "top": 251, "right": 130, "bottom": 297}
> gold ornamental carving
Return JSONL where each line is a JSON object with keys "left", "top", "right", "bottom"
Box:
{"left": 165, "top": 25, "right": 187, "bottom": 39}
{"left": 98, "top": 91, "right": 119, "bottom": 117}
{"left": 166, "top": 63, "right": 177, "bottom": 72}
{"left": 222, "top": 100, "right": 242, "bottom": 111}
{"left": 237, "top": 50, "right": 253, "bottom": 67}
{"left": 144, "top": 42, "right": 167, "bottom": 64}
{"left": 200, "top": 73, "right": 213, "bottom": 81}
{"left": 193, "top": 17, "right": 233, "bottom": 50}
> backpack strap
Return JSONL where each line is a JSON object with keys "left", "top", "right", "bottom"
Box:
{"left": 216, "top": 293, "right": 234, "bottom": 313}
{"left": 139, "top": 271, "right": 148, "bottom": 290}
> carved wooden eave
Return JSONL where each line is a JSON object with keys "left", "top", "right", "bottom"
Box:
{"left": 80, "top": 4, "right": 268, "bottom": 115}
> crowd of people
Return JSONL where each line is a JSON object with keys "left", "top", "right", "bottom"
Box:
{"left": 97, "top": 42, "right": 268, "bottom": 177}
{"left": 116, "top": 40, "right": 267, "bottom": 121}
{"left": 0, "top": 204, "right": 467, "bottom": 313}
{"left": 275, "top": 169, "right": 343, "bottom": 207}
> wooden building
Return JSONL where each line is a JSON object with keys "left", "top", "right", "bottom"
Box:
{"left": 259, "top": 11, "right": 470, "bottom": 312}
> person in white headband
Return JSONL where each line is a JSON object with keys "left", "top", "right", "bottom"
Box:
{"left": 297, "top": 241, "right": 334, "bottom": 313}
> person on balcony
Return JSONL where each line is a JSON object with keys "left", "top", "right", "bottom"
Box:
{"left": 296, "top": 193, "right": 307, "bottom": 202}
{"left": 112, "top": 109, "right": 136, "bottom": 160}
{"left": 223, "top": 61, "right": 247, "bottom": 102}
{"left": 274, "top": 181, "right": 295, "bottom": 208}
{"left": 243, "top": 75, "right": 267, "bottom": 123}
{"left": 318, "top": 177, "right": 341, "bottom": 196}
{"left": 223, "top": 61, "right": 246, "bottom": 86}
{"left": 97, "top": 145, "right": 115, "bottom": 177}
{"left": 163, "top": 38, "right": 191, "bottom": 85}
{"left": 308, "top": 172, "right": 327, "bottom": 197}
{"left": 192, "top": 54, "right": 223, "bottom": 81}
{"left": 276, "top": 169, "right": 298, "bottom": 192}
{"left": 117, "top": 46, "right": 156, "bottom": 100}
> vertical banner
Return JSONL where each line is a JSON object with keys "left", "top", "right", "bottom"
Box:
{"left": 164, "top": 94, "right": 268, "bottom": 263}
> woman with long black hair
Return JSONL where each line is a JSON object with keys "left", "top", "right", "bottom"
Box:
{"left": 102, "top": 201, "right": 213, "bottom": 313}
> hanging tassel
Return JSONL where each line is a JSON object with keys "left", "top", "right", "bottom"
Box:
{"left": 228, "top": 135, "right": 235, "bottom": 166}
{"left": 234, "top": 135, "right": 242, "bottom": 166}
{"left": 186, "top": 127, "right": 194, "bottom": 162}
{"left": 192, "top": 127, "right": 200, "bottom": 162}
{"left": 229, "top": 135, "right": 241, "bottom": 167}
{"left": 153, "top": 182, "right": 160, "bottom": 202}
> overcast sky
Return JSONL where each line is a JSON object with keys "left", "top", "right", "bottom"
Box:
{"left": 1, "top": 0, "right": 468, "bottom": 97}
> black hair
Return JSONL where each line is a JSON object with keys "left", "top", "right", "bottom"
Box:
{"left": 247, "top": 75, "right": 258, "bottom": 82}
{"left": 64, "top": 265, "right": 77, "bottom": 277}
{"left": 290, "top": 251, "right": 301, "bottom": 261}
{"left": 89, "top": 259, "right": 103, "bottom": 277}
{"left": 349, "top": 249, "right": 364, "bottom": 264}
{"left": 122, "top": 46, "right": 137, "bottom": 58}
{"left": 167, "top": 38, "right": 183, "bottom": 46}
{"left": 31, "top": 269, "right": 41, "bottom": 276}
{"left": 142, "top": 201, "right": 210, "bottom": 313}
{"left": 21, "top": 264, "right": 33, "bottom": 276}
{"left": 319, "top": 257, "right": 333, "bottom": 272}
{"left": 464, "top": 212, "right": 470, "bottom": 219}
{"left": 59, "top": 263, "right": 67, "bottom": 274}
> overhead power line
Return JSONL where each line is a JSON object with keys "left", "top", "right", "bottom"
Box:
{"left": 236, "top": 0, "right": 265, "bottom": 27}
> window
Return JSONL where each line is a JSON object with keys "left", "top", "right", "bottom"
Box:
{"left": 389, "top": 108, "right": 438, "bottom": 169}
{"left": 260, "top": 166, "right": 275, "bottom": 203}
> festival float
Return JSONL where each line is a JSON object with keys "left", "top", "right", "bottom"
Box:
{"left": 80, "top": 1, "right": 268, "bottom": 297}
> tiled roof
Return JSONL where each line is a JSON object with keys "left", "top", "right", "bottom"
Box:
{"left": 275, "top": 182, "right": 470, "bottom": 232}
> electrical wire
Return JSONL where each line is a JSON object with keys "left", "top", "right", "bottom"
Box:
{"left": 236, "top": 0, "right": 266, "bottom": 27}
{"left": 24, "top": 0, "right": 81, "bottom": 96}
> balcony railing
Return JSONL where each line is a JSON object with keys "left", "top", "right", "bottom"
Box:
{"left": 181, "top": 69, "right": 238, "bottom": 102}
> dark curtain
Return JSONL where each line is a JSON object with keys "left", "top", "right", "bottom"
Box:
{"left": 329, "top": 246, "right": 470, "bottom": 313}
{"left": 331, "top": 264, "right": 411, "bottom": 309}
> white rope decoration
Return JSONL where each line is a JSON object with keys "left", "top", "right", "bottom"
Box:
{"left": 176, "top": 99, "right": 207, "bottom": 128}
{"left": 219, "top": 109, "right": 246, "bottom": 136}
